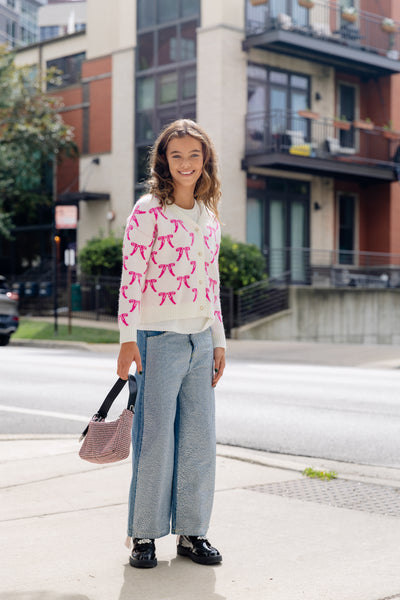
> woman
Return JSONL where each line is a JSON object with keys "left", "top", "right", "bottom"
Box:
{"left": 117, "top": 119, "right": 225, "bottom": 568}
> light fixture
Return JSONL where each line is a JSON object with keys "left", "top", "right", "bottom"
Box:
{"left": 314, "top": 202, "right": 322, "bottom": 211}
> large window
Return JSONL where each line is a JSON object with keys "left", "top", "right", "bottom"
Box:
{"left": 247, "top": 63, "right": 310, "bottom": 151}
{"left": 135, "top": 0, "right": 200, "bottom": 189}
{"left": 47, "top": 52, "right": 86, "bottom": 89}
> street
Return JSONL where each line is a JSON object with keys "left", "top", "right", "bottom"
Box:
{"left": 1, "top": 345, "right": 400, "bottom": 468}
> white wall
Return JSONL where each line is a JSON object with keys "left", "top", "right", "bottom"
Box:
{"left": 197, "top": 0, "right": 247, "bottom": 242}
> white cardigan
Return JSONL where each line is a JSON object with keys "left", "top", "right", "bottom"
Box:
{"left": 118, "top": 194, "right": 226, "bottom": 348}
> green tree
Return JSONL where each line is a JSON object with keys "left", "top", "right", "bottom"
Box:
{"left": 219, "top": 235, "right": 266, "bottom": 289}
{"left": 78, "top": 234, "right": 123, "bottom": 277}
{"left": 0, "top": 47, "right": 78, "bottom": 237}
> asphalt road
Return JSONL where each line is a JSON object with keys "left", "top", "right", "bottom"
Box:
{"left": 1, "top": 345, "right": 400, "bottom": 468}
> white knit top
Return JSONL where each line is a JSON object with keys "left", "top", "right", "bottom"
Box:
{"left": 118, "top": 194, "right": 226, "bottom": 348}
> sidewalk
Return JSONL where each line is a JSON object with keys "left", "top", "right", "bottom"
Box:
{"left": 1, "top": 437, "right": 400, "bottom": 600}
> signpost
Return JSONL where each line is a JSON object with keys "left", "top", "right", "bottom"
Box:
{"left": 64, "top": 249, "right": 75, "bottom": 334}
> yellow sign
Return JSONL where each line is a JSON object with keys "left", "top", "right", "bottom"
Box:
{"left": 289, "top": 144, "right": 312, "bottom": 157}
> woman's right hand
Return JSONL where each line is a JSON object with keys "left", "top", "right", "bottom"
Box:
{"left": 117, "top": 342, "right": 143, "bottom": 380}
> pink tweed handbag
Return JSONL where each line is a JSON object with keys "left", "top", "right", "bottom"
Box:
{"left": 79, "top": 375, "right": 137, "bottom": 464}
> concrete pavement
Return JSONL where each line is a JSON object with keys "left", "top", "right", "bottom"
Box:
{"left": 2, "top": 437, "right": 400, "bottom": 600}
{"left": 5, "top": 320, "right": 400, "bottom": 598}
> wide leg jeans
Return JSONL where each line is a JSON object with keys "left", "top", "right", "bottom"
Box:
{"left": 127, "top": 329, "right": 216, "bottom": 539}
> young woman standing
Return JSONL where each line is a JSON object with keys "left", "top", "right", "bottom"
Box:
{"left": 117, "top": 119, "right": 225, "bottom": 568}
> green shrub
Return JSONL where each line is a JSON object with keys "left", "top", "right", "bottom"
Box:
{"left": 219, "top": 235, "right": 266, "bottom": 290}
{"left": 78, "top": 234, "right": 123, "bottom": 276}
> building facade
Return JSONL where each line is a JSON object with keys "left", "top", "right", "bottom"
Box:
{"left": 9, "top": 0, "right": 400, "bottom": 286}
{"left": 0, "top": 0, "right": 40, "bottom": 47}
{"left": 38, "top": 0, "right": 86, "bottom": 42}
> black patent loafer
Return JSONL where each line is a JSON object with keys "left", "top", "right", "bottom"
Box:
{"left": 177, "top": 535, "right": 222, "bottom": 565}
{"left": 130, "top": 538, "right": 157, "bottom": 568}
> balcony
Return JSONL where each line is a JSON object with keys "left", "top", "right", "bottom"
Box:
{"left": 244, "top": 0, "right": 400, "bottom": 77}
{"left": 243, "top": 110, "right": 399, "bottom": 182}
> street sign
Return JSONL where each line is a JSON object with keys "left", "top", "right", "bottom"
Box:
{"left": 55, "top": 205, "right": 78, "bottom": 229}
{"left": 64, "top": 249, "right": 76, "bottom": 266}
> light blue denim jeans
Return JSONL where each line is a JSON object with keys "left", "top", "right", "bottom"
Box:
{"left": 127, "top": 328, "right": 216, "bottom": 539}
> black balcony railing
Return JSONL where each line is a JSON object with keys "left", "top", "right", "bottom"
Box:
{"left": 246, "top": 110, "right": 399, "bottom": 172}
{"left": 246, "top": 0, "right": 400, "bottom": 66}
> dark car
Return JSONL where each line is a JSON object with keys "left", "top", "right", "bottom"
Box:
{"left": 0, "top": 276, "right": 19, "bottom": 346}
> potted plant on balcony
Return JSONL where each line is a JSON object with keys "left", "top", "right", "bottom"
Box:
{"left": 383, "top": 122, "right": 400, "bottom": 140}
{"left": 353, "top": 117, "right": 375, "bottom": 131}
{"left": 333, "top": 116, "right": 351, "bottom": 130}
{"left": 341, "top": 7, "right": 357, "bottom": 23}
{"left": 298, "top": 107, "right": 319, "bottom": 119}
{"left": 381, "top": 17, "right": 397, "bottom": 34}
{"left": 298, "top": 0, "right": 315, "bottom": 8}
{"left": 250, "top": 0, "right": 268, "bottom": 6}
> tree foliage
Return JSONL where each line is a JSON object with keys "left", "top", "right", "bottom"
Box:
{"left": 0, "top": 47, "right": 78, "bottom": 237}
{"left": 219, "top": 235, "right": 267, "bottom": 289}
{"left": 78, "top": 234, "right": 123, "bottom": 277}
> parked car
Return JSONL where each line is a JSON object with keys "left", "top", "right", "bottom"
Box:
{"left": 0, "top": 276, "right": 19, "bottom": 346}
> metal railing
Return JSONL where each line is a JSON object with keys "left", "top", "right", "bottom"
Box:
{"left": 267, "top": 248, "right": 400, "bottom": 288}
{"left": 246, "top": 0, "right": 400, "bottom": 61}
{"left": 246, "top": 110, "right": 399, "bottom": 168}
{"left": 221, "top": 277, "right": 289, "bottom": 336}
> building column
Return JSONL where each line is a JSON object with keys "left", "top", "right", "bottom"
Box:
{"left": 197, "top": 0, "right": 247, "bottom": 242}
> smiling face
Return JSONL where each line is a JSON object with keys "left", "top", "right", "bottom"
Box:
{"left": 165, "top": 135, "right": 204, "bottom": 197}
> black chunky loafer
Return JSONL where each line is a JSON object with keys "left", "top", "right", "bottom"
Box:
{"left": 130, "top": 538, "right": 157, "bottom": 568}
{"left": 177, "top": 535, "right": 222, "bottom": 565}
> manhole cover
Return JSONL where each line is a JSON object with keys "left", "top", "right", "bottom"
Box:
{"left": 248, "top": 478, "right": 400, "bottom": 517}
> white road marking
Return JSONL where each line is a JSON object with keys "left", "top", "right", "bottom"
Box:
{"left": 0, "top": 404, "right": 88, "bottom": 423}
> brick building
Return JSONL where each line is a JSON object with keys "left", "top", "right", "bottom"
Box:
{"left": 8, "top": 0, "right": 400, "bottom": 286}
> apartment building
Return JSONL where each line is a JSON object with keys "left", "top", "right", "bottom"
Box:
{"left": 9, "top": 0, "right": 400, "bottom": 286}
{"left": 39, "top": 0, "right": 86, "bottom": 42}
{"left": 0, "top": 0, "right": 40, "bottom": 47}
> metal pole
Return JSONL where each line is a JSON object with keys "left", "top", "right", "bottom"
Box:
{"left": 52, "top": 157, "right": 58, "bottom": 335}
{"left": 67, "top": 263, "right": 72, "bottom": 335}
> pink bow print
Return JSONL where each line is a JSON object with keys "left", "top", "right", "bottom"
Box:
{"left": 204, "top": 236, "right": 211, "bottom": 250}
{"left": 129, "top": 299, "right": 141, "bottom": 312}
{"left": 214, "top": 310, "right": 222, "bottom": 323}
{"left": 158, "top": 263, "right": 176, "bottom": 278}
{"left": 118, "top": 313, "right": 129, "bottom": 326}
{"left": 159, "top": 291, "right": 177, "bottom": 306}
{"left": 123, "top": 255, "right": 129, "bottom": 271}
{"left": 205, "top": 288, "right": 211, "bottom": 302}
{"left": 190, "top": 261, "right": 197, "bottom": 274}
{"left": 148, "top": 224, "right": 158, "bottom": 248}
{"left": 150, "top": 250, "right": 158, "bottom": 265}
{"left": 176, "top": 246, "right": 191, "bottom": 261}
{"left": 158, "top": 234, "right": 174, "bottom": 250}
{"left": 192, "top": 288, "right": 198, "bottom": 302}
{"left": 149, "top": 206, "right": 168, "bottom": 221}
{"left": 189, "top": 232, "right": 195, "bottom": 246}
{"left": 208, "top": 278, "right": 217, "bottom": 293}
{"left": 130, "top": 243, "right": 147, "bottom": 260}
{"left": 120, "top": 285, "right": 129, "bottom": 299}
{"left": 143, "top": 279, "right": 157, "bottom": 293}
{"left": 177, "top": 275, "right": 191, "bottom": 290}
{"left": 129, "top": 214, "right": 140, "bottom": 228}
{"left": 171, "top": 219, "right": 188, "bottom": 233}
{"left": 128, "top": 271, "right": 142, "bottom": 286}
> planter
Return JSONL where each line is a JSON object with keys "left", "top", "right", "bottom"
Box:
{"left": 341, "top": 12, "right": 357, "bottom": 23}
{"left": 333, "top": 120, "right": 351, "bottom": 130}
{"left": 250, "top": 0, "right": 268, "bottom": 6}
{"left": 298, "top": 0, "right": 314, "bottom": 8}
{"left": 383, "top": 130, "right": 400, "bottom": 141}
{"left": 382, "top": 24, "right": 397, "bottom": 33}
{"left": 298, "top": 109, "right": 319, "bottom": 119}
{"left": 353, "top": 120, "right": 374, "bottom": 131}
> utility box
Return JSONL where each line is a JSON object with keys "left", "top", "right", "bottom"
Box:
{"left": 71, "top": 283, "right": 82, "bottom": 311}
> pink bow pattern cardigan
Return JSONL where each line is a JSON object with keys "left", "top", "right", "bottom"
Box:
{"left": 118, "top": 194, "right": 226, "bottom": 348}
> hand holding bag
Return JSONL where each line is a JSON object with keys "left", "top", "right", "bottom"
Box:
{"left": 79, "top": 374, "right": 137, "bottom": 464}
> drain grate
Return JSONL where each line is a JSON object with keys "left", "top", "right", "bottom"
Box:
{"left": 248, "top": 478, "right": 400, "bottom": 517}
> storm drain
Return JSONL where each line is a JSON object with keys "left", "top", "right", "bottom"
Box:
{"left": 248, "top": 478, "right": 400, "bottom": 517}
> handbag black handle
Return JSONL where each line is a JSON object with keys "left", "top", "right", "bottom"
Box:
{"left": 79, "top": 374, "right": 137, "bottom": 441}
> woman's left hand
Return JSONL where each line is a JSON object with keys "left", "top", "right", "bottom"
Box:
{"left": 212, "top": 347, "right": 226, "bottom": 387}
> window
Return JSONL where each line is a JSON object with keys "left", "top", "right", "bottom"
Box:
{"left": 182, "top": 68, "right": 196, "bottom": 99}
{"left": 137, "top": 0, "right": 200, "bottom": 30}
{"left": 338, "top": 83, "right": 356, "bottom": 148}
{"left": 159, "top": 71, "right": 178, "bottom": 104}
{"left": 7, "top": 0, "right": 16, "bottom": 8}
{"left": 181, "top": 21, "right": 196, "bottom": 61}
{"left": 158, "top": 26, "right": 178, "bottom": 66}
{"left": 138, "top": 31, "right": 154, "bottom": 71}
{"left": 40, "top": 26, "right": 60, "bottom": 41}
{"left": 47, "top": 52, "right": 86, "bottom": 89}
{"left": 338, "top": 194, "right": 356, "bottom": 265}
{"left": 6, "top": 20, "right": 17, "bottom": 41}
{"left": 137, "top": 77, "right": 155, "bottom": 111}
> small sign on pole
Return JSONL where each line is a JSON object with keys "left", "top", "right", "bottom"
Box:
{"left": 64, "top": 249, "right": 76, "bottom": 334}
{"left": 56, "top": 205, "right": 78, "bottom": 229}
{"left": 64, "top": 249, "right": 76, "bottom": 266}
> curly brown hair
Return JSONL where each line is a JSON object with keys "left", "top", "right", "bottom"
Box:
{"left": 147, "top": 119, "right": 222, "bottom": 220}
